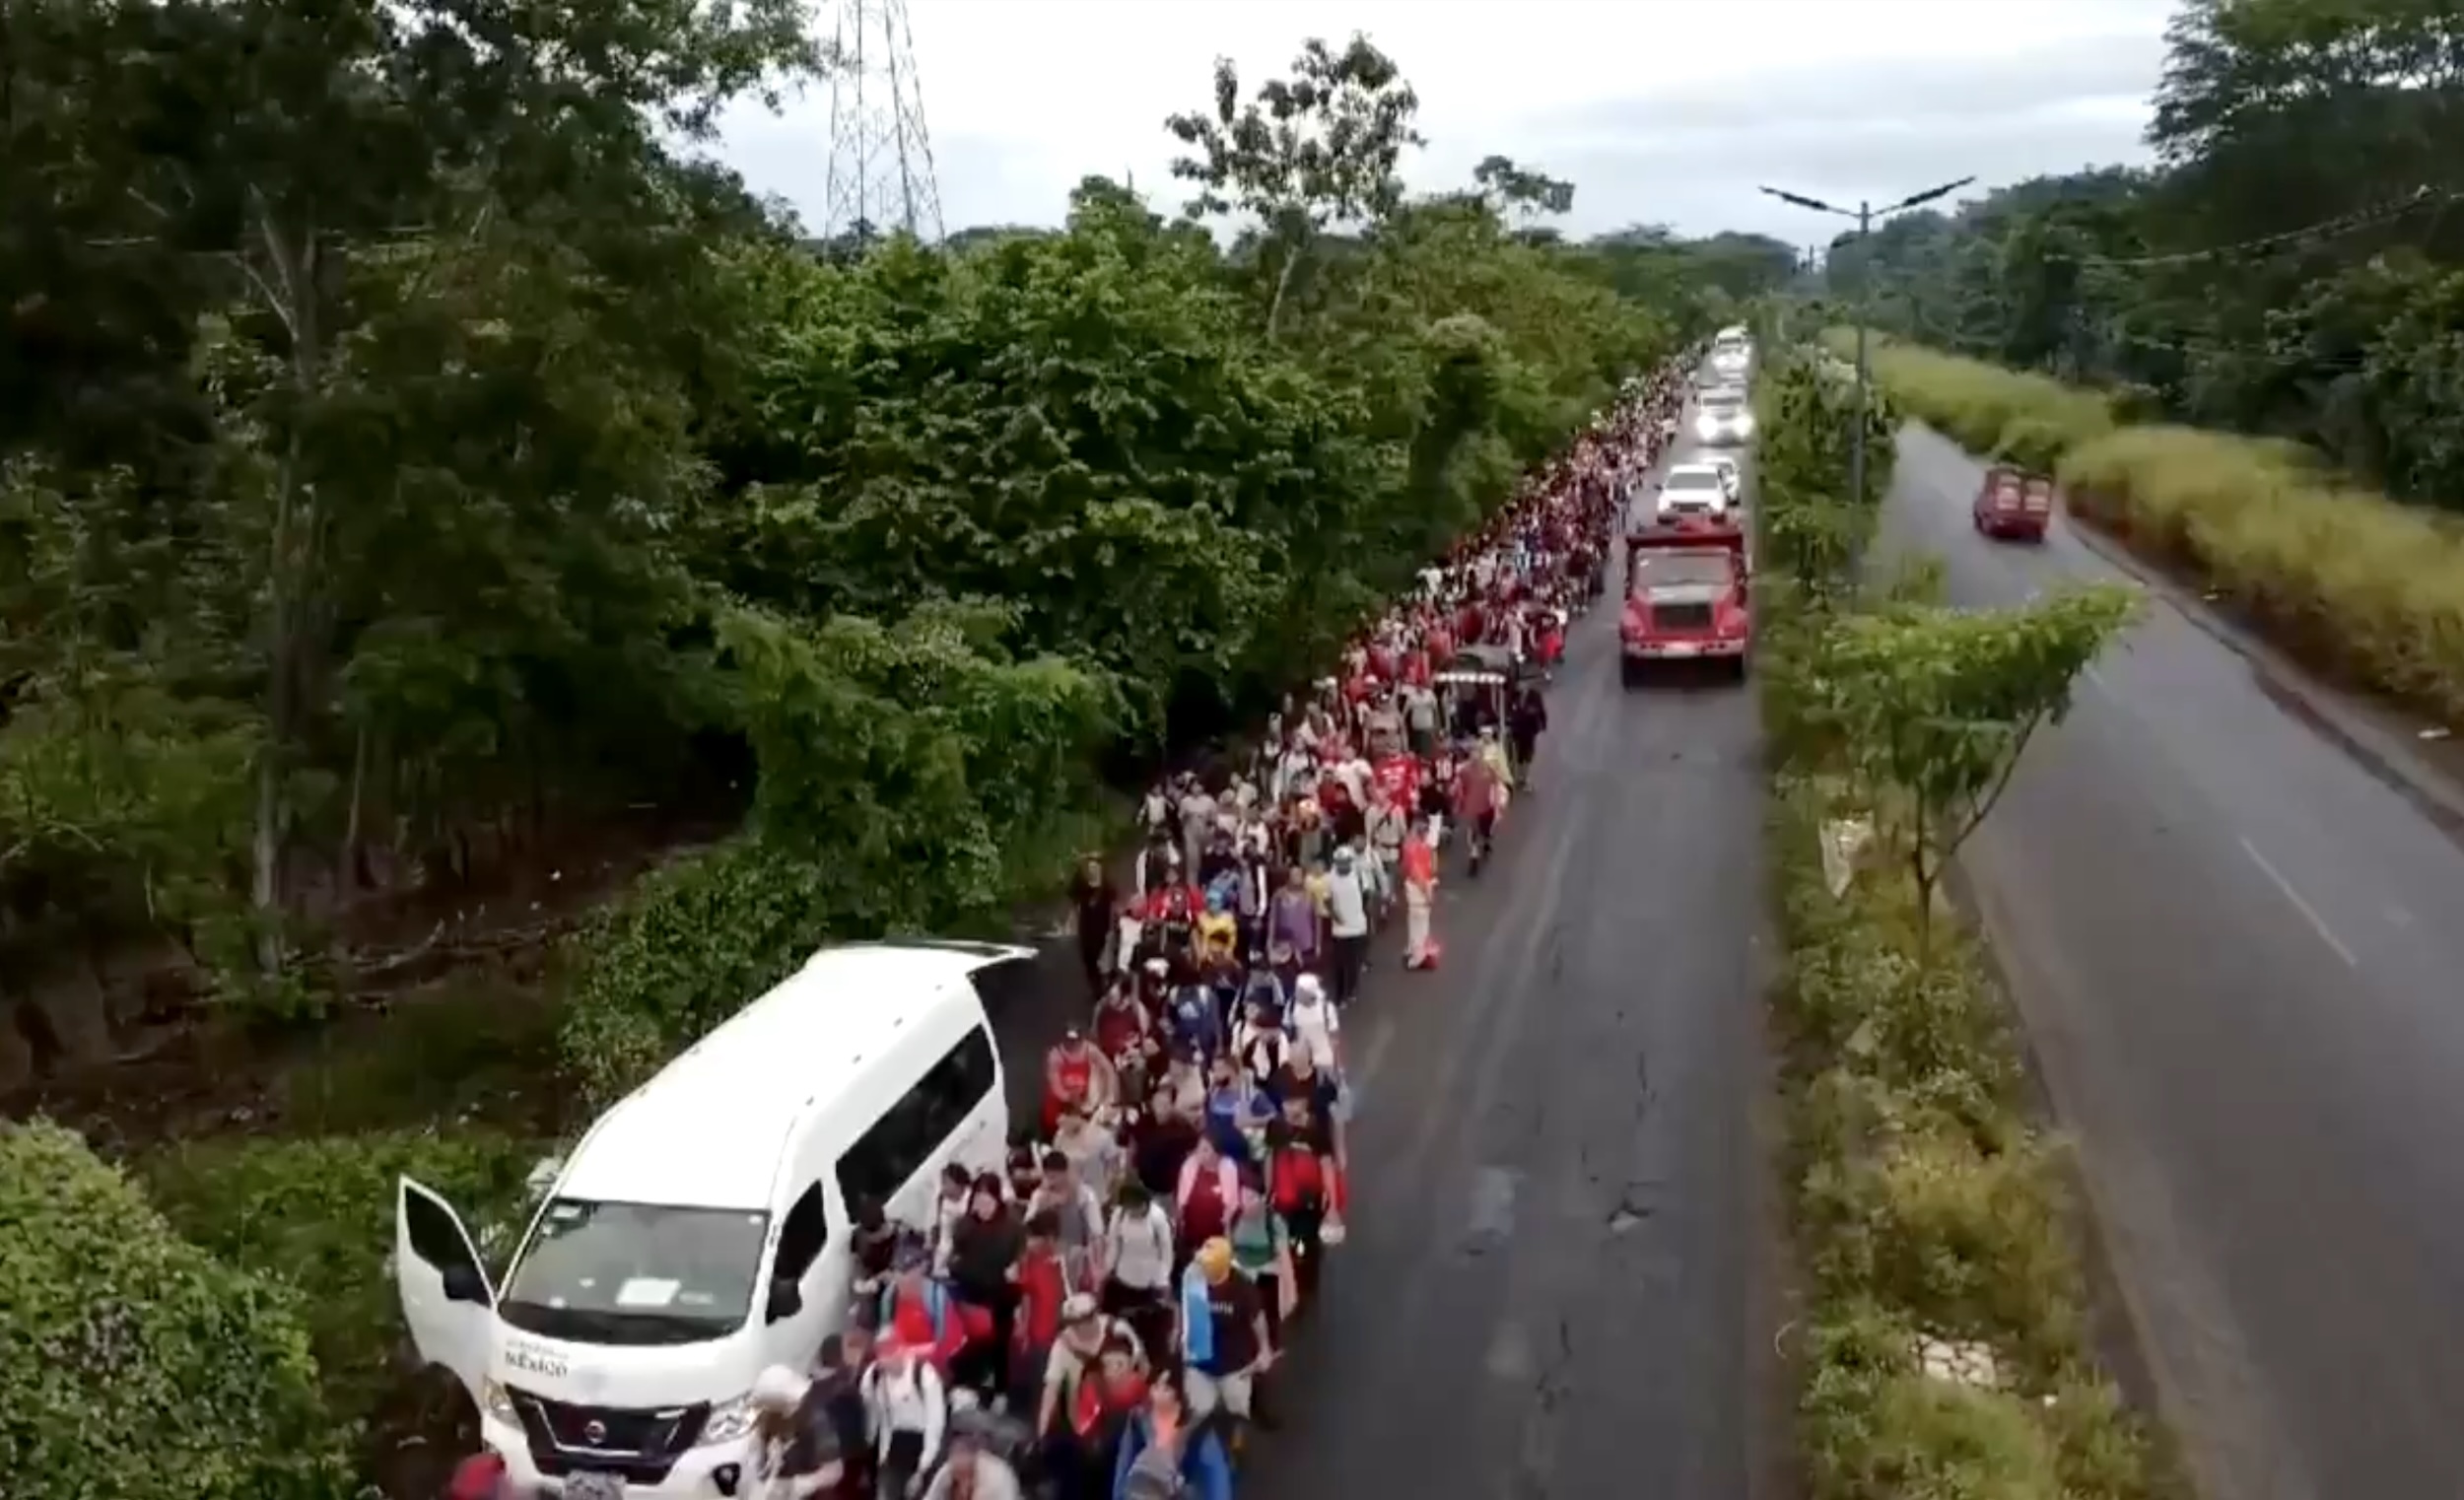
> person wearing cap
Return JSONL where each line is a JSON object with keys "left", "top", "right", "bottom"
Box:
{"left": 1323, "top": 843, "right": 1371, "bottom": 1008}
{"left": 1043, "top": 1026, "right": 1118, "bottom": 1136}
{"left": 1175, "top": 1237, "right": 1269, "bottom": 1437}
{"left": 745, "top": 1363, "right": 846, "bottom": 1500}
{"left": 1283, "top": 973, "right": 1340, "bottom": 1080}
{"left": 1038, "top": 1296, "right": 1147, "bottom": 1498}
{"left": 863, "top": 1336, "right": 950, "bottom": 1500}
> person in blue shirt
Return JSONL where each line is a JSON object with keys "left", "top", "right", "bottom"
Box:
{"left": 1198, "top": 1052, "right": 1259, "bottom": 1168}
{"left": 1162, "top": 976, "right": 1222, "bottom": 1060}
{"left": 1113, "top": 1368, "right": 1234, "bottom": 1500}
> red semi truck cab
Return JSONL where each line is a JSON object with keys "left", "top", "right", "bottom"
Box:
{"left": 1620, "top": 518, "right": 1751, "bottom": 685}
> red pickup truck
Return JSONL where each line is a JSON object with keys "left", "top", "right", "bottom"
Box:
{"left": 1972, "top": 464, "right": 2054, "bottom": 542}
{"left": 1619, "top": 517, "right": 1750, "bottom": 685}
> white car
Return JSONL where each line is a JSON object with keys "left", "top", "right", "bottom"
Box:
{"left": 1695, "top": 397, "right": 1753, "bottom": 446}
{"left": 1653, "top": 463, "right": 1735, "bottom": 521}
{"left": 1703, "top": 454, "right": 1741, "bottom": 502}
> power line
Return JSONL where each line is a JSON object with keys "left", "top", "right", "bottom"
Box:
{"left": 2062, "top": 184, "right": 2458, "bottom": 270}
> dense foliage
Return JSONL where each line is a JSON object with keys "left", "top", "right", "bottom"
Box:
{"left": 0, "top": 1121, "right": 349, "bottom": 1498}
{"left": 1749, "top": 344, "right": 2153, "bottom": 1500}
{"left": 2, "top": 6, "right": 1801, "bottom": 1490}
{"left": 1828, "top": 0, "right": 2464, "bottom": 509}
{"left": 0, "top": 5, "right": 1784, "bottom": 1093}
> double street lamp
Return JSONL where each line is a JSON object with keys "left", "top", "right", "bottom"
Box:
{"left": 1757, "top": 177, "right": 1974, "bottom": 510}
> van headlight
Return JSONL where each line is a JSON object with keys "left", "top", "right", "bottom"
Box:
{"left": 1694, "top": 418, "right": 1717, "bottom": 439}
{"left": 700, "top": 1392, "right": 756, "bottom": 1446}
{"left": 1734, "top": 414, "right": 1755, "bottom": 437}
{"left": 480, "top": 1377, "right": 521, "bottom": 1427}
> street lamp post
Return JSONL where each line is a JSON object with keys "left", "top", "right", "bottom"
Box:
{"left": 1757, "top": 177, "right": 1974, "bottom": 510}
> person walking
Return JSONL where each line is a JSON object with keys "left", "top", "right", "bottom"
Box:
{"left": 1401, "top": 815, "right": 1439, "bottom": 969}
{"left": 1323, "top": 846, "right": 1370, "bottom": 1007}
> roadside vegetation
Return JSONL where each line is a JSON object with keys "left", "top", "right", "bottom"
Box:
{"left": 1839, "top": 336, "right": 2464, "bottom": 729}
{"left": 1748, "top": 336, "right": 2159, "bottom": 1499}
{"left": 1814, "top": 0, "right": 2464, "bottom": 727}
{"left": 0, "top": 5, "right": 1797, "bottom": 1494}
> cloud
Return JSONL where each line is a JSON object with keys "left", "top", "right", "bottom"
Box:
{"left": 715, "top": 0, "right": 2176, "bottom": 242}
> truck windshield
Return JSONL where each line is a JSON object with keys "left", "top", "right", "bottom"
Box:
{"left": 1633, "top": 552, "right": 1734, "bottom": 588}
{"left": 498, "top": 1198, "right": 771, "bottom": 1346}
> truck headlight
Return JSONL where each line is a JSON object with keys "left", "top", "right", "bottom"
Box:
{"left": 480, "top": 1377, "right": 521, "bottom": 1427}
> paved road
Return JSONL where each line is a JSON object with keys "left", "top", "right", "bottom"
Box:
{"left": 994, "top": 433, "right": 1785, "bottom": 1500}
{"left": 1884, "top": 423, "right": 2464, "bottom": 1500}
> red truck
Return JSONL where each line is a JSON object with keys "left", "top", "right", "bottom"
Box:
{"left": 1972, "top": 464, "right": 2054, "bottom": 542}
{"left": 1619, "top": 517, "right": 1751, "bottom": 685}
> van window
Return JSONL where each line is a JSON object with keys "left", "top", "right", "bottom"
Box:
{"left": 497, "top": 1199, "right": 771, "bottom": 1346}
{"left": 835, "top": 1026, "right": 998, "bottom": 1209}
{"left": 771, "top": 1183, "right": 833, "bottom": 1286}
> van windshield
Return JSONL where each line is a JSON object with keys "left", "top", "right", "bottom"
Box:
{"left": 498, "top": 1198, "right": 771, "bottom": 1346}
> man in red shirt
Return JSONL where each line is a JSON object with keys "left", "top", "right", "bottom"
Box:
{"left": 1011, "top": 1209, "right": 1071, "bottom": 1399}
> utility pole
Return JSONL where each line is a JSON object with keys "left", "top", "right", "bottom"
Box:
{"left": 1758, "top": 177, "right": 1974, "bottom": 508}
{"left": 823, "top": 0, "right": 945, "bottom": 242}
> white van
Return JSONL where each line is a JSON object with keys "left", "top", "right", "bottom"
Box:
{"left": 393, "top": 939, "right": 1031, "bottom": 1497}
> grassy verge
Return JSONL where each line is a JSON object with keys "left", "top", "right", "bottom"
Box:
{"left": 1758, "top": 343, "right": 2168, "bottom": 1500}
{"left": 1762, "top": 775, "right": 2163, "bottom": 1500}
{"left": 1835, "top": 332, "right": 2464, "bottom": 728}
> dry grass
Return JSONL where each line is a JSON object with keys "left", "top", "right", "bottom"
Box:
{"left": 1838, "top": 334, "right": 2464, "bottom": 727}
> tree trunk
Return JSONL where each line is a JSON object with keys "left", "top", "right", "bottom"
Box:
{"left": 1265, "top": 239, "right": 1306, "bottom": 341}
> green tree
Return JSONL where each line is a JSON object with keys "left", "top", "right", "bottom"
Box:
{"left": 1166, "top": 34, "right": 1424, "bottom": 338}
{"left": 1809, "top": 587, "right": 2137, "bottom": 954}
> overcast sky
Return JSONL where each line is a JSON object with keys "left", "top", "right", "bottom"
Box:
{"left": 719, "top": 0, "right": 2179, "bottom": 244}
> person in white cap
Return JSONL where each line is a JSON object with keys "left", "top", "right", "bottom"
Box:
{"left": 745, "top": 1363, "right": 844, "bottom": 1500}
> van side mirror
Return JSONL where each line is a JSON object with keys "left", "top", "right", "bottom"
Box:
{"left": 442, "top": 1263, "right": 489, "bottom": 1306}
{"left": 765, "top": 1276, "right": 803, "bottom": 1324}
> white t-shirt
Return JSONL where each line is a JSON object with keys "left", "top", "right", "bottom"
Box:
{"left": 1288, "top": 998, "right": 1339, "bottom": 1071}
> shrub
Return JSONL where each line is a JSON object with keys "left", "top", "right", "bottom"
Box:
{"left": 143, "top": 1129, "right": 542, "bottom": 1432}
{"left": 1828, "top": 333, "right": 2116, "bottom": 459}
{"left": 0, "top": 1120, "right": 351, "bottom": 1500}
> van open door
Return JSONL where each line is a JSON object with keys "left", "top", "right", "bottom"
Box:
{"left": 395, "top": 1175, "right": 496, "bottom": 1404}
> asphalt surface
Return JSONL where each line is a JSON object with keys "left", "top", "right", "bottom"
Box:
{"left": 994, "top": 427, "right": 1785, "bottom": 1500}
{"left": 1883, "top": 423, "right": 2464, "bottom": 1500}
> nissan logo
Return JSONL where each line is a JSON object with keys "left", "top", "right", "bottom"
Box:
{"left": 583, "top": 1419, "right": 607, "bottom": 1445}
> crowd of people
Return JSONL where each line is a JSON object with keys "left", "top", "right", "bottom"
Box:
{"left": 447, "top": 365, "right": 1695, "bottom": 1500}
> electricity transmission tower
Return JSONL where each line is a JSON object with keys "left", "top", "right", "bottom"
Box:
{"left": 822, "top": 0, "right": 944, "bottom": 243}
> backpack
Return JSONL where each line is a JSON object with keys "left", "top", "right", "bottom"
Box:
{"left": 875, "top": 1278, "right": 953, "bottom": 1348}
{"left": 1271, "top": 1148, "right": 1327, "bottom": 1213}
{"left": 1121, "top": 1439, "right": 1189, "bottom": 1500}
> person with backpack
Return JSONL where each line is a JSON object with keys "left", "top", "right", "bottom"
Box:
{"left": 1113, "top": 1368, "right": 1234, "bottom": 1500}
{"left": 1097, "top": 1181, "right": 1176, "bottom": 1359}
{"left": 880, "top": 1247, "right": 974, "bottom": 1374}
{"left": 863, "top": 1337, "right": 951, "bottom": 1500}
{"left": 1225, "top": 1177, "right": 1298, "bottom": 1366}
